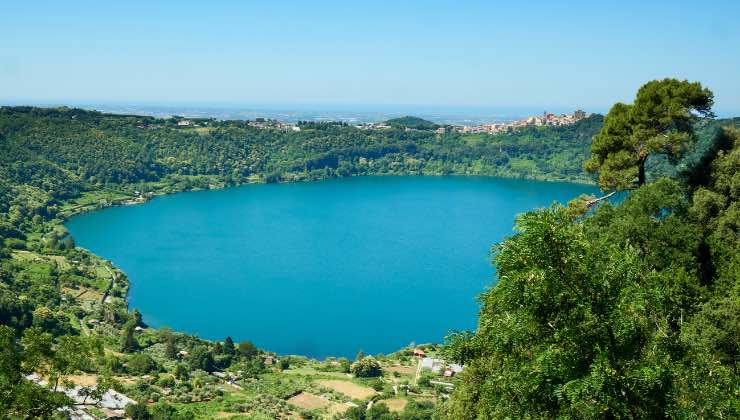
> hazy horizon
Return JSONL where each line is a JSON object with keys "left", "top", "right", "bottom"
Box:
{"left": 3, "top": 1, "right": 739, "bottom": 113}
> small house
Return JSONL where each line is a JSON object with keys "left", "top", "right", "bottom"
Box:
{"left": 421, "top": 357, "right": 445, "bottom": 373}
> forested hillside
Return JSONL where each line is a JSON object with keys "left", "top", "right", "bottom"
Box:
{"left": 0, "top": 107, "right": 610, "bottom": 418}
{"left": 0, "top": 94, "right": 738, "bottom": 418}
{"left": 384, "top": 116, "right": 438, "bottom": 130}
{"left": 0, "top": 106, "right": 603, "bottom": 198}
{"left": 443, "top": 80, "right": 739, "bottom": 418}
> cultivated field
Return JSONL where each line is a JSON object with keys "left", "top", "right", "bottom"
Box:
{"left": 315, "top": 379, "right": 377, "bottom": 400}
{"left": 285, "top": 392, "right": 330, "bottom": 410}
{"left": 379, "top": 398, "right": 408, "bottom": 412}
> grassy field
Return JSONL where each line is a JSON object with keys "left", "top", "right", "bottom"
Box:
{"left": 316, "top": 379, "right": 377, "bottom": 400}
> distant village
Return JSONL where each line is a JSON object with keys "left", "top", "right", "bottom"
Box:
{"left": 355, "top": 109, "right": 589, "bottom": 134}
{"left": 147, "top": 109, "right": 589, "bottom": 135}
{"left": 449, "top": 109, "right": 588, "bottom": 134}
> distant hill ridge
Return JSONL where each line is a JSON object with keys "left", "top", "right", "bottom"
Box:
{"left": 384, "top": 115, "right": 438, "bottom": 129}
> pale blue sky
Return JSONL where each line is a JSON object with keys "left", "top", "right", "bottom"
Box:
{"left": 1, "top": 0, "right": 739, "bottom": 114}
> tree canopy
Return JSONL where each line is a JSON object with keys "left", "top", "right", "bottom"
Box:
{"left": 0, "top": 98, "right": 737, "bottom": 417}
{"left": 586, "top": 79, "right": 714, "bottom": 190}
{"left": 444, "top": 115, "right": 738, "bottom": 417}
{"left": 385, "top": 116, "right": 438, "bottom": 130}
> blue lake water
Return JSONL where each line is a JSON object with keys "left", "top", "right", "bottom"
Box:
{"left": 66, "top": 176, "right": 597, "bottom": 358}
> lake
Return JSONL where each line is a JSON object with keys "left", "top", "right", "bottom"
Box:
{"left": 66, "top": 176, "right": 597, "bottom": 358}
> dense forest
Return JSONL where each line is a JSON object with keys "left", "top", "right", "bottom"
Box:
{"left": 443, "top": 79, "right": 740, "bottom": 418}
{"left": 0, "top": 108, "right": 610, "bottom": 419}
{"left": 384, "top": 116, "right": 439, "bottom": 130}
{"left": 1, "top": 79, "right": 739, "bottom": 419}
{"left": 0, "top": 106, "right": 604, "bottom": 198}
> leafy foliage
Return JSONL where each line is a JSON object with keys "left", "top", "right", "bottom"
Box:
{"left": 0, "top": 326, "right": 75, "bottom": 417}
{"left": 445, "top": 127, "right": 739, "bottom": 417}
{"left": 0, "top": 103, "right": 737, "bottom": 417}
{"left": 351, "top": 356, "right": 383, "bottom": 378}
{"left": 586, "top": 79, "right": 714, "bottom": 190}
{"left": 385, "top": 116, "right": 438, "bottom": 130}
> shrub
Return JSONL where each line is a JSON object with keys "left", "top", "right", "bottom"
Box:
{"left": 124, "top": 403, "right": 150, "bottom": 420}
{"left": 127, "top": 353, "right": 157, "bottom": 375}
{"left": 350, "top": 357, "right": 382, "bottom": 378}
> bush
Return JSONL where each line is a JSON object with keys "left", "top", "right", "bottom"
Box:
{"left": 400, "top": 400, "right": 436, "bottom": 420}
{"left": 125, "top": 402, "right": 151, "bottom": 420}
{"left": 188, "top": 346, "right": 215, "bottom": 372}
{"left": 366, "top": 402, "right": 393, "bottom": 420}
{"left": 351, "top": 357, "right": 382, "bottom": 378}
{"left": 149, "top": 402, "right": 195, "bottom": 419}
{"left": 127, "top": 353, "right": 157, "bottom": 375}
{"left": 371, "top": 378, "right": 384, "bottom": 391}
{"left": 339, "top": 357, "right": 351, "bottom": 373}
{"left": 238, "top": 340, "right": 258, "bottom": 359}
{"left": 157, "top": 375, "right": 176, "bottom": 388}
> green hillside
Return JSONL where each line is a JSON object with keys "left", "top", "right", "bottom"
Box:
{"left": 384, "top": 116, "right": 438, "bottom": 130}
{"left": 0, "top": 80, "right": 738, "bottom": 418}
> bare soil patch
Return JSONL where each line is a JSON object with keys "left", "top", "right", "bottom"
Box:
{"left": 63, "top": 286, "right": 103, "bottom": 302}
{"left": 66, "top": 374, "right": 98, "bottom": 386}
{"left": 316, "top": 379, "right": 377, "bottom": 400}
{"left": 387, "top": 365, "right": 415, "bottom": 375}
{"left": 286, "top": 392, "right": 330, "bottom": 410}
{"left": 328, "top": 402, "right": 354, "bottom": 417}
{"left": 379, "top": 398, "right": 408, "bottom": 412}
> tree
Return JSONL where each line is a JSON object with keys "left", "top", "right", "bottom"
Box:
{"left": 366, "top": 402, "right": 394, "bottom": 420}
{"left": 345, "top": 406, "right": 366, "bottom": 420}
{"left": 164, "top": 335, "right": 177, "bottom": 360}
{"left": 586, "top": 78, "right": 714, "bottom": 190}
{"left": 173, "top": 363, "right": 189, "bottom": 380}
{"left": 128, "top": 353, "right": 157, "bottom": 375}
{"left": 131, "top": 309, "right": 144, "bottom": 327}
{"left": 149, "top": 402, "right": 194, "bottom": 419}
{"left": 125, "top": 402, "right": 151, "bottom": 420}
{"left": 400, "top": 400, "right": 436, "bottom": 420}
{"left": 441, "top": 330, "right": 476, "bottom": 365}
{"left": 121, "top": 321, "right": 138, "bottom": 352}
{"left": 237, "top": 340, "right": 258, "bottom": 359}
{"left": 31, "top": 306, "right": 72, "bottom": 336}
{"left": 350, "top": 356, "right": 382, "bottom": 378}
{"left": 338, "top": 357, "right": 351, "bottom": 373}
{"left": 241, "top": 357, "right": 265, "bottom": 378}
{"left": 444, "top": 203, "right": 691, "bottom": 418}
{"left": 61, "top": 236, "right": 75, "bottom": 250}
{"left": 48, "top": 334, "right": 102, "bottom": 392}
{"left": 0, "top": 326, "right": 71, "bottom": 418}
{"left": 188, "top": 346, "right": 215, "bottom": 372}
{"left": 85, "top": 374, "right": 118, "bottom": 405}
{"left": 223, "top": 336, "right": 235, "bottom": 355}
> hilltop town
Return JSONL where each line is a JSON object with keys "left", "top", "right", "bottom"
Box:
{"left": 352, "top": 109, "right": 589, "bottom": 134}
{"left": 146, "top": 109, "right": 590, "bottom": 136}
{"left": 448, "top": 109, "right": 588, "bottom": 134}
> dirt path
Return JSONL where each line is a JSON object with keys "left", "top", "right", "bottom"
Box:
{"left": 100, "top": 265, "right": 117, "bottom": 305}
{"left": 414, "top": 358, "right": 422, "bottom": 386}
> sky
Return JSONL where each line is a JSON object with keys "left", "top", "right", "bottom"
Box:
{"left": 1, "top": 0, "right": 739, "bottom": 115}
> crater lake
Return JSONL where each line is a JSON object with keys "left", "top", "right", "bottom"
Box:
{"left": 66, "top": 176, "right": 598, "bottom": 358}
